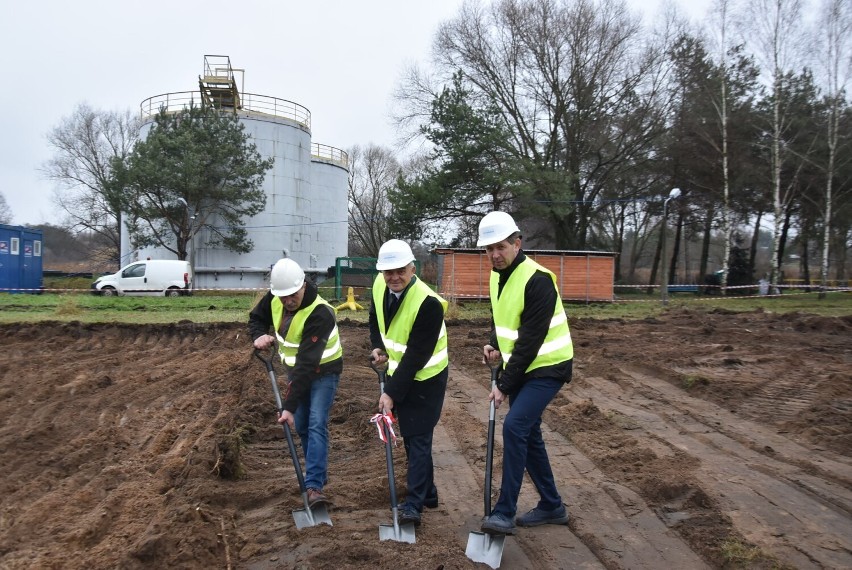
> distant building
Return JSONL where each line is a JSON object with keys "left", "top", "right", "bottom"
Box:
{"left": 0, "top": 224, "right": 43, "bottom": 293}
{"left": 434, "top": 248, "right": 616, "bottom": 302}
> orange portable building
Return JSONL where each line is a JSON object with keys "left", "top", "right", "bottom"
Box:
{"left": 433, "top": 248, "right": 616, "bottom": 303}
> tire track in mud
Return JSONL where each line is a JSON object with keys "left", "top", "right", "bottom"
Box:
{"left": 434, "top": 367, "right": 601, "bottom": 569}
{"left": 571, "top": 367, "right": 852, "bottom": 569}
{"left": 674, "top": 355, "right": 838, "bottom": 425}
{"left": 441, "top": 366, "right": 709, "bottom": 570}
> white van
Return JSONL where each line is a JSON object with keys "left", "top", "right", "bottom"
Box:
{"left": 91, "top": 260, "right": 192, "bottom": 297}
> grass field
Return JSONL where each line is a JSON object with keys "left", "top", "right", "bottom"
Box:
{"left": 1, "top": 285, "right": 849, "bottom": 324}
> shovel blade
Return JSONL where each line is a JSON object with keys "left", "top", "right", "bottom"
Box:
{"left": 466, "top": 530, "right": 505, "bottom": 569}
{"left": 293, "top": 504, "right": 333, "bottom": 529}
{"left": 379, "top": 522, "right": 416, "bottom": 544}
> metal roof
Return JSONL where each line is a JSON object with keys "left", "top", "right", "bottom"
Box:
{"left": 432, "top": 247, "right": 618, "bottom": 257}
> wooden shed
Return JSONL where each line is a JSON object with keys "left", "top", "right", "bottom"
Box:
{"left": 433, "top": 248, "right": 617, "bottom": 302}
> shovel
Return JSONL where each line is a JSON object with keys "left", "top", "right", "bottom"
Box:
{"left": 370, "top": 357, "right": 416, "bottom": 544}
{"left": 465, "top": 363, "right": 506, "bottom": 568}
{"left": 254, "top": 349, "right": 332, "bottom": 529}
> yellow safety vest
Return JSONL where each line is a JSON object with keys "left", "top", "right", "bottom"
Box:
{"left": 272, "top": 295, "right": 342, "bottom": 368}
{"left": 373, "top": 275, "right": 448, "bottom": 380}
{"left": 490, "top": 257, "right": 573, "bottom": 371}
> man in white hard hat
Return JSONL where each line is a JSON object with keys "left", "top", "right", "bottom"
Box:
{"left": 369, "top": 239, "right": 448, "bottom": 527}
{"left": 476, "top": 211, "right": 574, "bottom": 536}
{"left": 249, "top": 258, "right": 343, "bottom": 508}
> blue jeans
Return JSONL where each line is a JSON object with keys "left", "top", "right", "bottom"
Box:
{"left": 293, "top": 373, "right": 339, "bottom": 490}
{"left": 493, "top": 377, "right": 563, "bottom": 518}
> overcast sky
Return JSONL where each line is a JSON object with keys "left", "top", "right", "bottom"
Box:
{"left": 1, "top": 0, "right": 711, "bottom": 227}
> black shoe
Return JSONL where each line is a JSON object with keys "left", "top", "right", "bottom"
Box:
{"left": 516, "top": 504, "right": 569, "bottom": 527}
{"left": 397, "top": 504, "right": 422, "bottom": 527}
{"left": 424, "top": 490, "right": 439, "bottom": 509}
{"left": 481, "top": 512, "right": 516, "bottom": 535}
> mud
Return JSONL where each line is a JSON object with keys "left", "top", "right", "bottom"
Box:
{"left": 0, "top": 308, "right": 850, "bottom": 569}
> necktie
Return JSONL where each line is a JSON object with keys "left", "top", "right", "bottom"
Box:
{"left": 388, "top": 293, "right": 399, "bottom": 317}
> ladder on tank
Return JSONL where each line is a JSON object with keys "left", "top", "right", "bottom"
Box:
{"left": 199, "top": 55, "right": 243, "bottom": 110}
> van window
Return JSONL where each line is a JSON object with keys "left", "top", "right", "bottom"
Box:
{"left": 123, "top": 263, "right": 146, "bottom": 278}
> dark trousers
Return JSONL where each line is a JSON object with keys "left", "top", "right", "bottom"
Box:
{"left": 401, "top": 431, "right": 437, "bottom": 512}
{"left": 493, "top": 377, "right": 563, "bottom": 518}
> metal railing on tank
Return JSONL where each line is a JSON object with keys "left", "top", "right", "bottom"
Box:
{"left": 202, "top": 55, "right": 235, "bottom": 82}
{"left": 140, "top": 91, "right": 311, "bottom": 130}
{"left": 311, "top": 143, "right": 349, "bottom": 169}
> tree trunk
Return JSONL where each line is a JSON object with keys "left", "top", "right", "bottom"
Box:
{"left": 777, "top": 206, "right": 794, "bottom": 281}
{"left": 800, "top": 233, "right": 811, "bottom": 291}
{"left": 770, "top": 82, "right": 783, "bottom": 291}
{"left": 614, "top": 206, "right": 625, "bottom": 283}
{"left": 749, "top": 210, "right": 764, "bottom": 279}
{"left": 833, "top": 225, "right": 849, "bottom": 282}
{"left": 699, "top": 205, "right": 713, "bottom": 282}
{"left": 648, "top": 220, "right": 663, "bottom": 294}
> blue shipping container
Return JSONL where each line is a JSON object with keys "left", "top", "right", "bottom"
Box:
{"left": 0, "top": 224, "right": 44, "bottom": 293}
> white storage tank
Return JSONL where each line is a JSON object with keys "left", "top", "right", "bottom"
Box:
{"left": 310, "top": 144, "right": 350, "bottom": 272}
{"left": 123, "top": 55, "right": 349, "bottom": 291}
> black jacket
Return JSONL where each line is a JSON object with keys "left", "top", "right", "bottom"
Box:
{"left": 489, "top": 252, "right": 573, "bottom": 394}
{"left": 249, "top": 282, "right": 343, "bottom": 413}
{"left": 369, "top": 276, "right": 447, "bottom": 436}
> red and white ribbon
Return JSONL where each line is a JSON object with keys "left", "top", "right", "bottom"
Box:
{"left": 370, "top": 412, "right": 397, "bottom": 445}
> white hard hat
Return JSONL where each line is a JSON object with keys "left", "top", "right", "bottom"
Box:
{"left": 476, "top": 211, "right": 521, "bottom": 247}
{"left": 270, "top": 258, "right": 305, "bottom": 296}
{"left": 376, "top": 239, "right": 415, "bottom": 270}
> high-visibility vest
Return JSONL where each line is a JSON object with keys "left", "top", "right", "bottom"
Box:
{"left": 490, "top": 257, "right": 573, "bottom": 371}
{"left": 272, "top": 295, "right": 342, "bottom": 368}
{"left": 373, "top": 275, "right": 448, "bottom": 380}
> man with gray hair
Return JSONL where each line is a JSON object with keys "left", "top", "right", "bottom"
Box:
{"left": 369, "top": 239, "right": 448, "bottom": 528}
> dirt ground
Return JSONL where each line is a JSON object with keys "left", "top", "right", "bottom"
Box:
{"left": 0, "top": 307, "right": 850, "bottom": 569}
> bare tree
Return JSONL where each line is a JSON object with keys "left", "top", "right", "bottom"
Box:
{"left": 42, "top": 103, "right": 139, "bottom": 264}
{"left": 813, "top": 0, "right": 852, "bottom": 296}
{"left": 402, "top": 0, "right": 674, "bottom": 249}
{"left": 0, "top": 192, "right": 12, "bottom": 224}
{"left": 391, "top": 64, "right": 446, "bottom": 149}
{"left": 347, "top": 144, "right": 402, "bottom": 257}
{"left": 740, "top": 0, "right": 805, "bottom": 290}
{"left": 706, "top": 0, "right": 736, "bottom": 293}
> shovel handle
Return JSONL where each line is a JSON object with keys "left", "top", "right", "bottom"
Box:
{"left": 255, "top": 348, "right": 286, "bottom": 412}
{"left": 370, "top": 355, "right": 388, "bottom": 395}
{"left": 382, "top": 420, "right": 399, "bottom": 509}
{"left": 373, "top": 355, "right": 398, "bottom": 507}
{"left": 283, "top": 421, "right": 308, "bottom": 494}
{"left": 369, "top": 352, "right": 388, "bottom": 372}
{"left": 484, "top": 365, "right": 499, "bottom": 516}
{"left": 254, "top": 349, "right": 308, "bottom": 495}
{"left": 253, "top": 347, "right": 275, "bottom": 371}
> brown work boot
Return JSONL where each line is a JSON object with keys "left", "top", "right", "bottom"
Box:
{"left": 306, "top": 488, "right": 330, "bottom": 507}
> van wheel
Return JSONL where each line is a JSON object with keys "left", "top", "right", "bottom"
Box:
{"left": 166, "top": 287, "right": 182, "bottom": 297}
{"left": 101, "top": 287, "right": 117, "bottom": 297}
